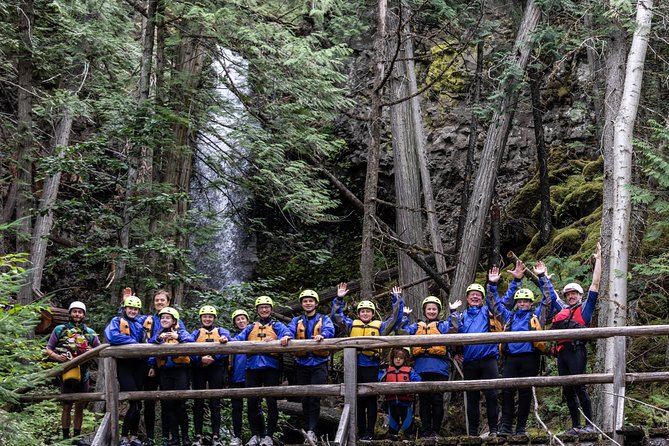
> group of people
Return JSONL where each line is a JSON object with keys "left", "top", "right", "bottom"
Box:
{"left": 46, "top": 243, "right": 601, "bottom": 445}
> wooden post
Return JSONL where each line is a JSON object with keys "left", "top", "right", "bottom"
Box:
{"left": 104, "top": 357, "right": 119, "bottom": 446}
{"left": 613, "top": 335, "right": 626, "bottom": 443}
{"left": 343, "top": 348, "right": 357, "bottom": 445}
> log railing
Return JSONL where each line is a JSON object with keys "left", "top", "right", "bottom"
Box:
{"left": 20, "top": 325, "right": 669, "bottom": 446}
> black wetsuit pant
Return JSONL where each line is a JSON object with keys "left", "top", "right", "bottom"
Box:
{"left": 357, "top": 365, "right": 379, "bottom": 438}
{"left": 230, "top": 381, "right": 245, "bottom": 438}
{"left": 246, "top": 368, "right": 280, "bottom": 438}
{"left": 118, "top": 359, "right": 145, "bottom": 437}
{"left": 159, "top": 366, "right": 190, "bottom": 443}
{"left": 192, "top": 365, "right": 226, "bottom": 437}
{"left": 557, "top": 342, "right": 593, "bottom": 428}
{"left": 499, "top": 352, "right": 541, "bottom": 433}
{"left": 463, "top": 357, "right": 499, "bottom": 436}
{"left": 417, "top": 372, "right": 446, "bottom": 436}
{"left": 143, "top": 372, "right": 161, "bottom": 440}
{"left": 295, "top": 361, "right": 328, "bottom": 432}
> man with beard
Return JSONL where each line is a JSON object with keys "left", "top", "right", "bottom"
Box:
{"left": 46, "top": 301, "right": 100, "bottom": 446}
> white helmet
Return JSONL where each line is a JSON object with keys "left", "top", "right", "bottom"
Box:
{"left": 561, "top": 283, "right": 584, "bottom": 296}
{"left": 68, "top": 301, "right": 87, "bottom": 314}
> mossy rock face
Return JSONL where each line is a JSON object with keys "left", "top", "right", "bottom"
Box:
{"left": 582, "top": 155, "right": 604, "bottom": 180}
{"left": 536, "top": 227, "right": 584, "bottom": 259}
{"left": 555, "top": 179, "right": 603, "bottom": 225}
{"left": 425, "top": 42, "right": 468, "bottom": 98}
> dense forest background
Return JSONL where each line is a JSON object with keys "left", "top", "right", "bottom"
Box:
{"left": 1, "top": 0, "right": 668, "bottom": 443}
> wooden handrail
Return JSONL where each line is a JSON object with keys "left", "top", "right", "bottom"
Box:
{"left": 96, "top": 324, "right": 669, "bottom": 358}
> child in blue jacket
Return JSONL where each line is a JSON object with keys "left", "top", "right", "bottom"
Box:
{"left": 147, "top": 307, "right": 194, "bottom": 446}
{"left": 229, "top": 309, "right": 250, "bottom": 446}
{"left": 190, "top": 305, "right": 231, "bottom": 446}
{"left": 104, "top": 296, "right": 145, "bottom": 446}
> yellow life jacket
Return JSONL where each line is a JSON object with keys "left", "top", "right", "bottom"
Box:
{"left": 156, "top": 337, "right": 191, "bottom": 367}
{"left": 248, "top": 321, "right": 279, "bottom": 357}
{"left": 488, "top": 310, "right": 504, "bottom": 333}
{"left": 196, "top": 327, "right": 222, "bottom": 343}
{"left": 120, "top": 318, "right": 130, "bottom": 336}
{"left": 143, "top": 317, "right": 154, "bottom": 335}
{"left": 350, "top": 320, "right": 382, "bottom": 357}
{"left": 412, "top": 321, "right": 447, "bottom": 357}
{"left": 295, "top": 316, "right": 329, "bottom": 357}
{"left": 500, "top": 313, "right": 547, "bottom": 354}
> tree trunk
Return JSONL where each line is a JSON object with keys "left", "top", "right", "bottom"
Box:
{"left": 529, "top": 65, "right": 551, "bottom": 245}
{"left": 456, "top": 41, "right": 483, "bottom": 255}
{"left": 488, "top": 199, "right": 500, "bottom": 268}
{"left": 360, "top": 0, "right": 388, "bottom": 300}
{"left": 18, "top": 110, "right": 74, "bottom": 302}
{"left": 389, "top": 13, "right": 428, "bottom": 314}
{"left": 15, "top": 0, "right": 34, "bottom": 259}
{"left": 594, "top": 20, "right": 627, "bottom": 427}
{"left": 601, "top": 0, "right": 653, "bottom": 436}
{"left": 450, "top": 0, "right": 541, "bottom": 301}
{"left": 162, "top": 37, "right": 205, "bottom": 303}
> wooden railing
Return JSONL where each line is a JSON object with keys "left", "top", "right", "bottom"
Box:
{"left": 20, "top": 325, "right": 669, "bottom": 446}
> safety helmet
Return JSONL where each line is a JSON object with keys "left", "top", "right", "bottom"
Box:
{"left": 68, "top": 301, "right": 87, "bottom": 314}
{"left": 158, "top": 307, "right": 180, "bottom": 321}
{"left": 231, "top": 309, "right": 249, "bottom": 321}
{"left": 255, "top": 296, "right": 274, "bottom": 307}
{"left": 357, "top": 300, "right": 376, "bottom": 312}
{"left": 123, "top": 296, "right": 142, "bottom": 309}
{"left": 561, "top": 282, "right": 584, "bottom": 296}
{"left": 299, "top": 289, "right": 319, "bottom": 303}
{"left": 465, "top": 283, "right": 486, "bottom": 298}
{"left": 199, "top": 305, "right": 218, "bottom": 317}
{"left": 421, "top": 296, "right": 442, "bottom": 311}
{"left": 514, "top": 288, "right": 535, "bottom": 301}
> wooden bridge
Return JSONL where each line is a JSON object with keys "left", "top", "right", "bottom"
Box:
{"left": 19, "top": 325, "right": 669, "bottom": 446}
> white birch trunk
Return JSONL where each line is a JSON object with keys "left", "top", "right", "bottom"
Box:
{"left": 602, "top": 0, "right": 653, "bottom": 436}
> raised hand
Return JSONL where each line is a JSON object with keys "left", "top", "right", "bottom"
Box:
{"left": 449, "top": 299, "right": 462, "bottom": 310}
{"left": 403, "top": 306, "right": 413, "bottom": 315}
{"left": 507, "top": 261, "right": 525, "bottom": 279}
{"left": 488, "top": 267, "right": 501, "bottom": 284}
{"left": 533, "top": 261, "right": 547, "bottom": 276}
{"left": 337, "top": 282, "right": 349, "bottom": 298}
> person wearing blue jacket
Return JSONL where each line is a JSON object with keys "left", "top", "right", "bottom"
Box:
{"left": 488, "top": 265, "right": 550, "bottom": 437}
{"left": 233, "top": 296, "right": 292, "bottom": 446}
{"left": 229, "top": 309, "right": 250, "bottom": 446}
{"left": 286, "top": 289, "right": 335, "bottom": 444}
{"left": 190, "top": 305, "right": 231, "bottom": 446}
{"left": 104, "top": 296, "right": 145, "bottom": 446}
{"left": 332, "top": 283, "right": 404, "bottom": 442}
{"left": 540, "top": 243, "right": 601, "bottom": 435}
{"left": 399, "top": 296, "right": 460, "bottom": 439}
{"left": 378, "top": 348, "right": 422, "bottom": 440}
{"left": 147, "top": 307, "right": 194, "bottom": 446}
{"left": 453, "top": 263, "right": 524, "bottom": 437}
{"left": 142, "top": 289, "right": 187, "bottom": 446}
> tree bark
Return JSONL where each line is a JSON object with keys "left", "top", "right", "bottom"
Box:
{"left": 360, "top": 0, "right": 388, "bottom": 300}
{"left": 450, "top": 0, "right": 541, "bottom": 301}
{"left": 389, "top": 12, "right": 428, "bottom": 314}
{"left": 488, "top": 198, "right": 500, "bottom": 268}
{"left": 529, "top": 65, "right": 551, "bottom": 245}
{"left": 18, "top": 109, "right": 74, "bottom": 302}
{"left": 456, "top": 41, "right": 483, "bottom": 255}
{"left": 601, "top": 0, "right": 653, "bottom": 436}
{"left": 15, "top": 0, "right": 34, "bottom": 259}
{"left": 594, "top": 21, "right": 626, "bottom": 426}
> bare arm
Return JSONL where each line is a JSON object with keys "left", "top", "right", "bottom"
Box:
{"left": 590, "top": 242, "right": 602, "bottom": 293}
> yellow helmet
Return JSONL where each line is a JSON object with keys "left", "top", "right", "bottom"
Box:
{"left": 421, "top": 296, "right": 442, "bottom": 311}
{"left": 158, "top": 307, "right": 180, "bottom": 321}
{"left": 465, "top": 283, "right": 486, "bottom": 298}
{"left": 199, "top": 305, "right": 218, "bottom": 317}
{"left": 514, "top": 288, "right": 535, "bottom": 301}
{"left": 255, "top": 296, "right": 274, "bottom": 307}
{"left": 231, "top": 309, "right": 249, "bottom": 321}
{"left": 357, "top": 300, "right": 376, "bottom": 312}
{"left": 299, "top": 289, "right": 319, "bottom": 303}
{"left": 123, "top": 296, "right": 142, "bottom": 310}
